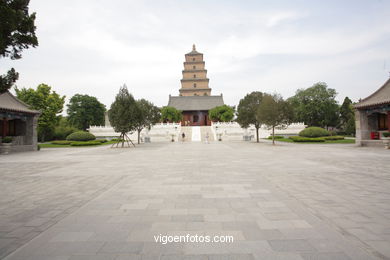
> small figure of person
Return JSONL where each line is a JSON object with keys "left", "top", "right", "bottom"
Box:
{"left": 205, "top": 132, "right": 209, "bottom": 144}
{"left": 181, "top": 132, "right": 185, "bottom": 142}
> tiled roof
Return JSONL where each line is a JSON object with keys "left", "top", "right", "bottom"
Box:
{"left": 355, "top": 78, "right": 390, "bottom": 109}
{"left": 0, "top": 91, "right": 40, "bottom": 114}
{"left": 168, "top": 95, "right": 224, "bottom": 111}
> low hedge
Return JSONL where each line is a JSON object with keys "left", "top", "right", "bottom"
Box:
{"left": 299, "top": 127, "right": 330, "bottom": 138}
{"left": 383, "top": 132, "right": 390, "bottom": 137}
{"left": 267, "top": 135, "right": 284, "bottom": 139}
{"left": 70, "top": 141, "right": 102, "bottom": 146}
{"left": 1, "top": 136, "right": 12, "bottom": 143}
{"left": 66, "top": 131, "right": 96, "bottom": 141}
{"left": 51, "top": 140, "right": 72, "bottom": 145}
{"left": 98, "top": 139, "right": 107, "bottom": 143}
{"left": 289, "top": 136, "right": 325, "bottom": 142}
{"left": 324, "top": 136, "right": 345, "bottom": 141}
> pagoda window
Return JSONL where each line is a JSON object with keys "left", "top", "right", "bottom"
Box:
{"left": 193, "top": 74, "right": 196, "bottom": 78}
{"left": 203, "top": 93, "right": 208, "bottom": 96}
{"left": 193, "top": 83, "right": 197, "bottom": 88}
{"left": 192, "top": 58, "right": 195, "bottom": 61}
{"left": 193, "top": 65, "right": 196, "bottom": 69}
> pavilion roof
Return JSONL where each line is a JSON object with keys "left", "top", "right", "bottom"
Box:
{"left": 168, "top": 95, "right": 224, "bottom": 111}
{"left": 355, "top": 78, "right": 390, "bottom": 109}
{"left": 0, "top": 91, "right": 40, "bottom": 114}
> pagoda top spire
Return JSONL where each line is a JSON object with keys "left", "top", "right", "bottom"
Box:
{"left": 192, "top": 44, "right": 196, "bottom": 51}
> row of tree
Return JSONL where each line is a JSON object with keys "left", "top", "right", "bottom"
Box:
{"left": 14, "top": 83, "right": 163, "bottom": 144}
{"left": 14, "top": 81, "right": 355, "bottom": 145}
{"left": 235, "top": 82, "right": 355, "bottom": 143}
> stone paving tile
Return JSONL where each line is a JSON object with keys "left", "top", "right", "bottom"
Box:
{"left": 1, "top": 142, "right": 389, "bottom": 259}
{"left": 300, "top": 252, "right": 351, "bottom": 260}
{"left": 268, "top": 239, "right": 316, "bottom": 252}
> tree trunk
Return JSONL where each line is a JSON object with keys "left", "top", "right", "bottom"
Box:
{"left": 272, "top": 126, "right": 275, "bottom": 145}
{"left": 137, "top": 129, "right": 141, "bottom": 144}
{"left": 255, "top": 126, "right": 259, "bottom": 143}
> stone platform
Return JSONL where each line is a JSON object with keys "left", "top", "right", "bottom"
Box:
{"left": 0, "top": 142, "right": 389, "bottom": 259}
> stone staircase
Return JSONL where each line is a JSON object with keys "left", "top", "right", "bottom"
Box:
{"left": 200, "top": 126, "right": 214, "bottom": 142}
{"left": 180, "top": 126, "right": 192, "bottom": 142}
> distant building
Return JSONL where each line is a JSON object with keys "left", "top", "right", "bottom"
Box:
{"left": 0, "top": 91, "right": 40, "bottom": 152}
{"left": 355, "top": 78, "right": 390, "bottom": 146}
{"left": 168, "top": 44, "right": 224, "bottom": 126}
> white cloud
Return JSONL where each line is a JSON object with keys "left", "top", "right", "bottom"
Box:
{"left": 2, "top": 0, "right": 389, "bottom": 109}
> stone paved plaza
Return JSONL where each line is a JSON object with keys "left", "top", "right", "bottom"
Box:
{"left": 0, "top": 141, "right": 389, "bottom": 260}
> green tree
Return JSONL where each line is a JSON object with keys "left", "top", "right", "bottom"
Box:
{"left": 209, "top": 105, "right": 235, "bottom": 122}
{"left": 108, "top": 85, "right": 138, "bottom": 147}
{"left": 288, "top": 82, "right": 339, "bottom": 129}
{"left": 161, "top": 106, "right": 182, "bottom": 123}
{"left": 0, "top": 0, "right": 38, "bottom": 93}
{"left": 257, "top": 93, "right": 293, "bottom": 145}
{"left": 339, "top": 97, "right": 355, "bottom": 135}
{"left": 134, "top": 99, "right": 161, "bottom": 144}
{"left": 15, "top": 83, "right": 65, "bottom": 142}
{"left": 53, "top": 117, "right": 78, "bottom": 140}
{"left": 67, "top": 94, "right": 106, "bottom": 131}
{"left": 236, "top": 91, "right": 263, "bottom": 142}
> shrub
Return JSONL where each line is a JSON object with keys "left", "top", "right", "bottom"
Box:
{"left": 53, "top": 126, "right": 78, "bottom": 140}
{"left": 1, "top": 136, "right": 12, "bottom": 143}
{"left": 267, "top": 136, "right": 284, "bottom": 139}
{"left": 299, "top": 127, "right": 330, "bottom": 138}
{"left": 289, "top": 136, "right": 325, "bottom": 142}
{"left": 111, "top": 138, "right": 124, "bottom": 142}
{"left": 51, "top": 140, "right": 72, "bottom": 145}
{"left": 383, "top": 132, "right": 390, "bottom": 138}
{"left": 66, "top": 131, "right": 96, "bottom": 141}
{"left": 70, "top": 141, "right": 102, "bottom": 146}
{"left": 37, "top": 144, "right": 41, "bottom": 151}
{"left": 324, "top": 136, "right": 345, "bottom": 141}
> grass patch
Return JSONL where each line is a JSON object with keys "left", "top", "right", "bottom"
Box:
{"left": 40, "top": 140, "right": 118, "bottom": 148}
{"left": 267, "top": 137, "right": 355, "bottom": 144}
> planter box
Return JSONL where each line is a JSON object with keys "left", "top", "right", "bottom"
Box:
{"left": 383, "top": 138, "right": 390, "bottom": 149}
{"left": 1, "top": 143, "right": 12, "bottom": 154}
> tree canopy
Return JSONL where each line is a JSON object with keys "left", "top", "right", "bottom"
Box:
{"left": 236, "top": 91, "right": 263, "bottom": 142}
{"left": 288, "top": 82, "right": 339, "bottom": 129}
{"left": 134, "top": 99, "right": 161, "bottom": 144}
{"left": 67, "top": 94, "right": 106, "bottom": 131}
{"left": 0, "top": 0, "right": 38, "bottom": 93}
{"left": 339, "top": 96, "right": 355, "bottom": 135}
{"left": 108, "top": 85, "right": 138, "bottom": 145}
{"left": 161, "top": 106, "right": 182, "bottom": 123}
{"left": 209, "top": 105, "right": 235, "bottom": 122}
{"left": 257, "top": 93, "right": 293, "bottom": 145}
{"left": 15, "top": 83, "right": 65, "bottom": 141}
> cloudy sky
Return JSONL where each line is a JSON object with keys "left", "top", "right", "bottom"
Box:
{"left": 3, "top": 0, "right": 390, "bottom": 109}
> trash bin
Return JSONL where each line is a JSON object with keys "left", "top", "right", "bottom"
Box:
{"left": 370, "top": 132, "right": 379, "bottom": 140}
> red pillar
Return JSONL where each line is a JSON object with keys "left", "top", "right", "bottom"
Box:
{"left": 388, "top": 111, "right": 390, "bottom": 132}
{"left": 2, "top": 119, "right": 7, "bottom": 137}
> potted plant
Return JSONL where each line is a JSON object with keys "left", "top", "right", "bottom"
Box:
{"left": 1, "top": 136, "right": 13, "bottom": 154}
{"left": 382, "top": 132, "right": 390, "bottom": 149}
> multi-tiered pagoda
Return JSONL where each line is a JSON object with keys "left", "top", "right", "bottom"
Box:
{"left": 168, "top": 45, "right": 224, "bottom": 126}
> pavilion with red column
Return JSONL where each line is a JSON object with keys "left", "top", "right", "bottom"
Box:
{"left": 355, "top": 78, "right": 390, "bottom": 146}
{"left": 0, "top": 91, "right": 40, "bottom": 153}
